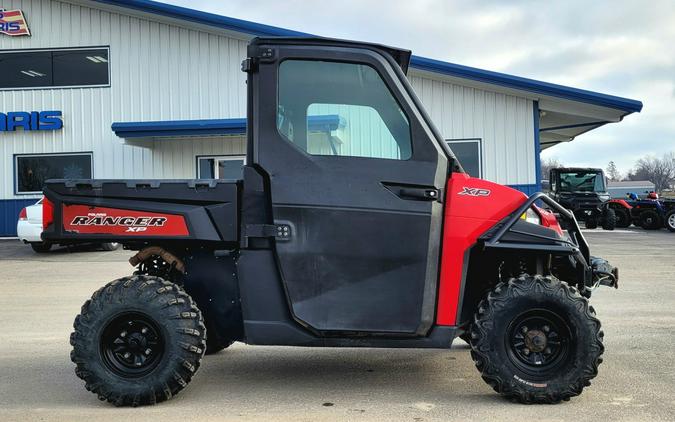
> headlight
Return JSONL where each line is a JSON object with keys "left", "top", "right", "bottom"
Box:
{"left": 521, "top": 207, "right": 541, "bottom": 225}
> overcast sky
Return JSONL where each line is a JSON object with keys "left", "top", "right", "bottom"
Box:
{"left": 167, "top": 0, "right": 675, "bottom": 175}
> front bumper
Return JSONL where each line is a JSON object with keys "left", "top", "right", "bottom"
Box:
{"left": 482, "top": 192, "right": 619, "bottom": 295}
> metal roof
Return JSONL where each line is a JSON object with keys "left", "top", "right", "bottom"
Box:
{"left": 93, "top": 0, "right": 642, "bottom": 113}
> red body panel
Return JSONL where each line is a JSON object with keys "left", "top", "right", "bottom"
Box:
{"left": 436, "top": 173, "right": 527, "bottom": 326}
{"left": 609, "top": 199, "right": 632, "bottom": 209}
{"left": 62, "top": 205, "right": 189, "bottom": 237}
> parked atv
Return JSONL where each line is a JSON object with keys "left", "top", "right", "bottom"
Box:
{"left": 548, "top": 168, "right": 620, "bottom": 230}
{"left": 43, "top": 37, "right": 618, "bottom": 407}
{"left": 625, "top": 192, "right": 675, "bottom": 231}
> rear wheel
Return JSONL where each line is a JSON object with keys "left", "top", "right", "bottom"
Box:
{"left": 613, "top": 207, "right": 631, "bottom": 228}
{"left": 30, "top": 242, "right": 52, "bottom": 253}
{"left": 469, "top": 275, "right": 604, "bottom": 404}
{"left": 665, "top": 210, "right": 675, "bottom": 232}
{"left": 601, "top": 208, "right": 616, "bottom": 230}
{"left": 639, "top": 210, "right": 662, "bottom": 230}
{"left": 70, "top": 275, "right": 206, "bottom": 406}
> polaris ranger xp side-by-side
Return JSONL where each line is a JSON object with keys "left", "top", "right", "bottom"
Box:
{"left": 548, "top": 167, "right": 622, "bottom": 230}
{"left": 42, "top": 37, "right": 618, "bottom": 406}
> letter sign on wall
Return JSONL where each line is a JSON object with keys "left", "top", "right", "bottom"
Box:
{"left": 0, "top": 111, "right": 63, "bottom": 131}
{"left": 0, "top": 9, "right": 31, "bottom": 36}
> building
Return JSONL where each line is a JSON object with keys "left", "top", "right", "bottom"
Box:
{"left": 0, "top": 0, "right": 643, "bottom": 236}
{"left": 607, "top": 180, "right": 655, "bottom": 198}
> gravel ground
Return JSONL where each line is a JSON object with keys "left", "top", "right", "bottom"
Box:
{"left": 0, "top": 228, "right": 674, "bottom": 421}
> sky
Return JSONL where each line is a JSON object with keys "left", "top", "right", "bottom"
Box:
{"left": 166, "top": 0, "right": 675, "bottom": 176}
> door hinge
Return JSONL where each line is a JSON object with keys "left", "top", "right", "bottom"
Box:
{"left": 244, "top": 223, "right": 292, "bottom": 241}
{"left": 241, "top": 58, "right": 257, "bottom": 73}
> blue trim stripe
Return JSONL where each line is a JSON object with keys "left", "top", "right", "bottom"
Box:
{"left": 112, "top": 115, "right": 343, "bottom": 138}
{"left": 94, "top": 0, "right": 642, "bottom": 113}
{"left": 410, "top": 57, "right": 642, "bottom": 113}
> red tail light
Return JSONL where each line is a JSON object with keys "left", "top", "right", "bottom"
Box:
{"left": 42, "top": 197, "right": 54, "bottom": 230}
{"left": 18, "top": 207, "right": 27, "bottom": 221}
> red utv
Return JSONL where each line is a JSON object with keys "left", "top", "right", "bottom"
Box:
{"left": 43, "top": 37, "right": 618, "bottom": 406}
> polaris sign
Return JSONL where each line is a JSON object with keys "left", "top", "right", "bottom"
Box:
{"left": 0, "top": 111, "right": 63, "bottom": 131}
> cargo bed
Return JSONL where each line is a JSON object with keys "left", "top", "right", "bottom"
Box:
{"left": 42, "top": 179, "right": 240, "bottom": 247}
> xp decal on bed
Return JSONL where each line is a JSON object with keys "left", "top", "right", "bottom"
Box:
{"left": 42, "top": 36, "right": 618, "bottom": 407}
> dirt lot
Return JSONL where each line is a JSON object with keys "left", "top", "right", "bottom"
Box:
{"left": 0, "top": 229, "right": 674, "bottom": 422}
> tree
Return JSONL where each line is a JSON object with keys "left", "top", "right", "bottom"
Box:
{"left": 541, "top": 157, "right": 563, "bottom": 181}
{"left": 605, "top": 161, "right": 621, "bottom": 182}
{"left": 628, "top": 152, "right": 675, "bottom": 193}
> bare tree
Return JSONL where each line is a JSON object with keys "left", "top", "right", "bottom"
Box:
{"left": 605, "top": 161, "right": 621, "bottom": 182}
{"left": 541, "top": 157, "right": 563, "bottom": 181}
{"left": 628, "top": 152, "right": 675, "bottom": 193}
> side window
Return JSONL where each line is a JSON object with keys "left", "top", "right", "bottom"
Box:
{"left": 197, "top": 156, "right": 246, "bottom": 179}
{"left": 277, "top": 60, "right": 411, "bottom": 160}
{"left": 446, "top": 139, "right": 482, "bottom": 178}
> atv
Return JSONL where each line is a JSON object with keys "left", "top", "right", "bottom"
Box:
{"left": 625, "top": 192, "right": 675, "bottom": 231}
{"left": 42, "top": 37, "right": 618, "bottom": 407}
{"left": 548, "top": 167, "right": 623, "bottom": 230}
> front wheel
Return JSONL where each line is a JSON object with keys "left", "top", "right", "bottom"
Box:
{"left": 469, "top": 275, "right": 604, "bottom": 404}
{"left": 585, "top": 214, "right": 598, "bottom": 229}
{"left": 70, "top": 275, "right": 206, "bottom": 406}
{"left": 601, "top": 208, "right": 616, "bottom": 230}
{"left": 665, "top": 210, "right": 675, "bottom": 232}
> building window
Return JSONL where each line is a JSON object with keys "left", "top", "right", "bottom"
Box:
{"left": 446, "top": 139, "right": 482, "bottom": 178}
{"left": 0, "top": 47, "right": 109, "bottom": 89}
{"left": 277, "top": 59, "right": 412, "bottom": 160}
{"left": 197, "top": 156, "right": 246, "bottom": 179}
{"left": 15, "top": 153, "right": 93, "bottom": 194}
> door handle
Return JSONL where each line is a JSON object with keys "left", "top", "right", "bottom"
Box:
{"left": 398, "top": 187, "right": 442, "bottom": 202}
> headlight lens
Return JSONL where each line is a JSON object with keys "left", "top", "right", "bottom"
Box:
{"left": 521, "top": 207, "right": 541, "bottom": 225}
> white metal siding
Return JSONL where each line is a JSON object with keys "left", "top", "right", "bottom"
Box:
{"left": 409, "top": 72, "right": 536, "bottom": 186}
{"left": 0, "top": 0, "right": 249, "bottom": 199}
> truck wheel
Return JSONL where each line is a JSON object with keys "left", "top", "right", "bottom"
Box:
{"left": 70, "top": 275, "right": 206, "bottom": 406}
{"left": 100, "top": 242, "right": 120, "bottom": 251}
{"left": 664, "top": 210, "right": 675, "bottom": 232}
{"left": 585, "top": 215, "right": 598, "bottom": 229}
{"left": 639, "top": 210, "right": 662, "bottom": 230}
{"left": 601, "top": 208, "right": 616, "bottom": 230}
{"left": 613, "top": 208, "right": 631, "bottom": 228}
{"left": 30, "top": 242, "right": 52, "bottom": 253}
{"left": 469, "top": 275, "right": 604, "bottom": 404}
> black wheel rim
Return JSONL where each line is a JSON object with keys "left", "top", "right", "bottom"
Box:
{"left": 506, "top": 309, "right": 572, "bottom": 377}
{"left": 100, "top": 312, "right": 165, "bottom": 378}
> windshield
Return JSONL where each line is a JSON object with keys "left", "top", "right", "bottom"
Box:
{"left": 558, "top": 171, "right": 605, "bottom": 193}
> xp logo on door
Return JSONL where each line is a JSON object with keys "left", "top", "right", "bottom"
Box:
{"left": 458, "top": 187, "right": 491, "bottom": 197}
{"left": 0, "top": 9, "right": 30, "bottom": 36}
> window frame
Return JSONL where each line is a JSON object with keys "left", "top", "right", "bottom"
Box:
{"left": 14, "top": 151, "right": 94, "bottom": 195}
{"left": 276, "top": 58, "right": 413, "bottom": 161}
{"left": 0, "top": 46, "right": 111, "bottom": 91}
{"left": 445, "top": 138, "right": 483, "bottom": 178}
{"left": 195, "top": 154, "right": 247, "bottom": 179}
